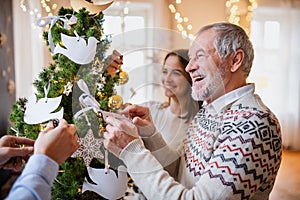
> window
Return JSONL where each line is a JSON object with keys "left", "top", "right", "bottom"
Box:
{"left": 249, "top": 4, "right": 300, "bottom": 149}
{"left": 263, "top": 21, "right": 280, "bottom": 49}
{"left": 103, "top": 2, "right": 166, "bottom": 104}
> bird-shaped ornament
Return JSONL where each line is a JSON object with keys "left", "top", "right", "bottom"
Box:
{"left": 24, "top": 94, "right": 63, "bottom": 124}
{"left": 70, "top": 0, "right": 114, "bottom": 15}
{"left": 82, "top": 165, "right": 128, "bottom": 199}
{"left": 54, "top": 31, "right": 98, "bottom": 65}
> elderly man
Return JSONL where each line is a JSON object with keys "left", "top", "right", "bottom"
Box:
{"left": 104, "top": 22, "right": 282, "bottom": 200}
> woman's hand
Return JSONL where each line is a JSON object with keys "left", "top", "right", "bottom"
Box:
{"left": 105, "top": 50, "right": 123, "bottom": 77}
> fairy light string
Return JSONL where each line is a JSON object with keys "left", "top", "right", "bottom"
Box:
{"left": 226, "top": 0, "right": 258, "bottom": 35}
{"left": 168, "top": 0, "right": 257, "bottom": 38}
{"left": 20, "top": 0, "right": 58, "bottom": 29}
{"left": 168, "top": 1, "right": 194, "bottom": 40}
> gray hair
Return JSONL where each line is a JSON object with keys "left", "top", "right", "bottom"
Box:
{"left": 196, "top": 22, "right": 254, "bottom": 77}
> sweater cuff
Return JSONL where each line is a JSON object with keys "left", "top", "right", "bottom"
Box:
{"left": 119, "top": 139, "right": 163, "bottom": 174}
{"left": 120, "top": 138, "right": 146, "bottom": 154}
{"left": 142, "top": 131, "right": 167, "bottom": 151}
{"left": 22, "top": 154, "right": 59, "bottom": 185}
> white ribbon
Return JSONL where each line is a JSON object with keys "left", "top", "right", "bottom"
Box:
{"left": 74, "top": 79, "right": 101, "bottom": 119}
{"left": 74, "top": 79, "right": 135, "bottom": 124}
{"left": 36, "top": 15, "right": 72, "bottom": 52}
{"left": 43, "top": 83, "right": 50, "bottom": 103}
{"left": 75, "top": 79, "right": 139, "bottom": 135}
{"left": 75, "top": 79, "right": 112, "bottom": 171}
{"left": 10, "top": 127, "right": 19, "bottom": 137}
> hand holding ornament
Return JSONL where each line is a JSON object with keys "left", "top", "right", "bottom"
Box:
{"left": 105, "top": 50, "right": 123, "bottom": 77}
{"left": 103, "top": 104, "right": 157, "bottom": 157}
{"left": 121, "top": 104, "right": 157, "bottom": 137}
{"left": 34, "top": 119, "right": 80, "bottom": 165}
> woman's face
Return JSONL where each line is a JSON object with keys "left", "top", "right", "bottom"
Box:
{"left": 161, "top": 55, "right": 191, "bottom": 99}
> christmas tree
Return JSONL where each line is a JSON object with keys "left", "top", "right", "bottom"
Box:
{"left": 8, "top": 3, "right": 127, "bottom": 199}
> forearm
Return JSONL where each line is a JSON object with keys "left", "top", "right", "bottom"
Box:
{"left": 142, "top": 132, "right": 180, "bottom": 164}
{"left": 6, "top": 154, "right": 58, "bottom": 200}
{"left": 120, "top": 139, "right": 203, "bottom": 200}
{"left": 142, "top": 132, "right": 181, "bottom": 177}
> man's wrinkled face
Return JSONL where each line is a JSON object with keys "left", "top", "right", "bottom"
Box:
{"left": 186, "top": 29, "right": 228, "bottom": 103}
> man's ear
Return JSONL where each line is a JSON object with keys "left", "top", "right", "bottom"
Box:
{"left": 231, "top": 49, "right": 244, "bottom": 72}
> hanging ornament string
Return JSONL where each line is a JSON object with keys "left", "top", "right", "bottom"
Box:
{"left": 74, "top": 78, "right": 138, "bottom": 129}
{"left": 43, "top": 83, "right": 50, "bottom": 103}
{"left": 74, "top": 79, "right": 102, "bottom": 119}
{"left": 104, "top": 149, "right": 110, "bottom": 173}
{"left": 10, "top": 127, "right": 20, "bottom": 137}
{"left": 74, "top": 79, "right": 136, "bottom": 172}
{"left": 36, "top": 14, "right": 76, "bottom": 52}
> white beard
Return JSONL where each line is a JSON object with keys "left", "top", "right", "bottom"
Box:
{"left": 191, "top": 86, "right": 207, "bottom": 101}
{"left": 191, "top": 69, "right": 225, "bottom": 102}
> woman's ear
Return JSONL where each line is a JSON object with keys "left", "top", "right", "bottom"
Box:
{"left": 231, "top": 49, "right": 244, "bottom": 72}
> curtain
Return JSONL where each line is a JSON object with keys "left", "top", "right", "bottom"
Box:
{"left": 249, "top": 0, "right": 300, "bottom": 150}
{"left": 12, "top": 0, "right": 44, "bottom": 98}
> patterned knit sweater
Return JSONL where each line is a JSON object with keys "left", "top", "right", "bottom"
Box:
{"left": 120, "top": 84, "right": 282, "bottom": 200}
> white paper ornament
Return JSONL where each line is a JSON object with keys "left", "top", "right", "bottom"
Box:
{"left": 24, "top": 94, "right": 64, "bottom": 125}
{"left": 82, "top": 165, "right": 128, "bottom": 200}
{"left": 54, "top": 31, "right": 98, "bottom": 65}
{"left": 70, "top": 0, "right": 114, "bottom": 15}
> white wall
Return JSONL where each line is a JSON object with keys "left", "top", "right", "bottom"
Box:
{"left": 169, "top": 0, "right": 227, "bottom": 34}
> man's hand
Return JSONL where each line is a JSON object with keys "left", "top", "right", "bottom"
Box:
{"left": 104, "top": 115, "right": 138, "bottom": 157}
{"left": 34, "top": 119, "right": 80, "bottom": 165}
{"left": 121, "top": 104, "right": 156, "bottom": 137}
{"left": 0, "top": 135, "right": 34, "bottom": 171}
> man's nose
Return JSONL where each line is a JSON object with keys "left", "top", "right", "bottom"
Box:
{"left": 186, "top": 59, "right": 197, "bottom": 73}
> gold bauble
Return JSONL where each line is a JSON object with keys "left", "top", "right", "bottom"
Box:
{"left": 108, "top": 94, "right": 123, "bottom": 109}
{"left": 96, "top": 91, "right": 104, "bottom": 99}
{"left": 119, "top": 71, "right": 129, "bottom": 85}
{"left": 98, "top": 124, "right": 106, "bottom": 136}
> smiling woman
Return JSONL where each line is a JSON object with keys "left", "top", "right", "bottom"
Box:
{"left": 147, "top": 49, "right": 201, "bottom": 149}
{"left": 123, "top": 49, "right": 202, "bottom": 199}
